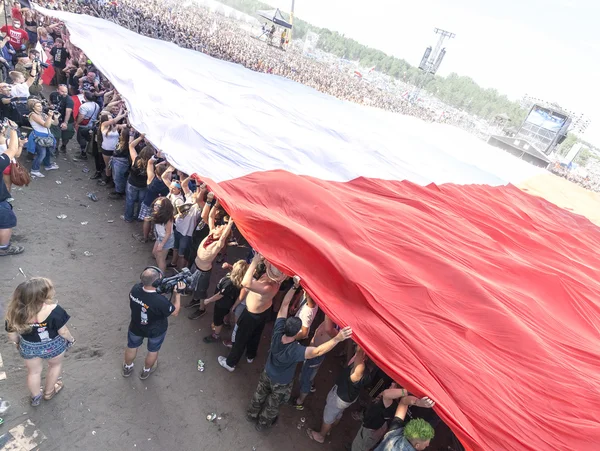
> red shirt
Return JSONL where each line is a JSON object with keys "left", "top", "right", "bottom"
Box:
{"left": 11, "top": 7, "right": 23, "bottom": 24}
{"left": 0, "top": 25, "right": 29, "bottom": 48}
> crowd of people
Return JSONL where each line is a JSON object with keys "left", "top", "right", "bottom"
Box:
{"left": 548, "top": 161, "right": 600, "bottom": 192}
{"left": 1, "top": 1, "right": 468, "bottom": 449}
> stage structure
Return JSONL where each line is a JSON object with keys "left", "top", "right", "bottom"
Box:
{"left": 487, "top": 101, "right": 572, "bottom": 168}
{"left": 411, "top": 28, "right": 455, "bottom": 101}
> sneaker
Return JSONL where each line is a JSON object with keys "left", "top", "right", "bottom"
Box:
{"left": 139, "top": 362, "right": 158, "bottom": 380}
{"left": 310, "top": 385, "right": 317, "bottom": 393}
{"left": 109, "top": 192, "right": 124, "bottom": 199}
{"left": 222, "top": 339, "right": 233, "bottom": 349}
{"left": 0, "top": 245, "right": 24, "bottom": 256}
{"left": 31, "top": 170, "right": 44, "bottom": 177}
{"left": 121, "top": 363, "right": 134, "bottom": 378}
{"left": 246, "top": 357, "right": 254, "bottom": 364}
{"left": 59, "top": 145, "right": 67, "bottom": 153}
{"left": 217, "top": 356, "right": 235, "bottom": 372}
{"left": 73, "top": 153, "right": 88, "bottom": 161}
{"left": 188, "top": 308, "right": 207, "bottom": 320}
{"left": 185, "top": 298, "right": 201, "bottom": 309}
{"left": 44, "top": 163, "right": 59, "bottom": 170}
{"left": 90, "top": 171, "right": 102, "bottom": 180}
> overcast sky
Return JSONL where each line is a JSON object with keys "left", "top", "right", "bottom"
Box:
{"left": 264, "top": 0, "right": 600, "bottom": 145}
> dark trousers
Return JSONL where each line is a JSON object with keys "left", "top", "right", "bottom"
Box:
{"left": 77, "top": 126, "right": 94, "bottom": 155}
{"left": 247, "top": 370, "right": 292, "bottom": 427}
{"left": 88, "top": 137, "right": 104, "bottom": 173}
{"left": 226, "top": 308, "right": 270, "bottom": 367}
{"left": 192, "top": 265, "right": 212, "bottom": 301}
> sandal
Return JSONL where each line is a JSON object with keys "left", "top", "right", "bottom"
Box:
{"left": 43, "top": 380, "right": 64, "bottom": 401}
{"left": 0, "top": 245, "right": 25, "bottom": 256}
{"left": 31, "top": 391, "right": 43, "bottom": 407}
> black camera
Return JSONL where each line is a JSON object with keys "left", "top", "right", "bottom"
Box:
{"left": 34, "top": 58, "right": 49, "bottom": 69}
{"left": 153, "top": 267, "right": 201, "bottom": 294}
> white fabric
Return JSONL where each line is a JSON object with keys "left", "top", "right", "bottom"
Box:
{"left": 38, "top": 7, "right": 543, "bottom": 187}
{"left": 10, "top": 83, "right": 30, "bottom": 98}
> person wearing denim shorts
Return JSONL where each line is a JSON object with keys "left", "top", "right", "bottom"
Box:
{"left": 122, "top": 267, "right": 183, "bottom": 379}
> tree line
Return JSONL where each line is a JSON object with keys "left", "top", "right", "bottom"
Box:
{"left": 217, "top": 0, "right": 527, "bottom": 125}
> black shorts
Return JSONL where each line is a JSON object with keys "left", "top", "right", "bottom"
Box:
{"left": 213, "top": 304, "right": 230, "bottom": 327}
{"left": 101, "top": 148, "right": 114, "bottom": 157}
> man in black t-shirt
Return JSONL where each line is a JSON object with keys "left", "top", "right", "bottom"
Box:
{"left": 49, "top": 84, "right": 75, "bottom": 153}
{"left": 121, "top": 267, "right": 183, "bottom": 379}
{"left": 49, "top": 39, "right": 70, "bottom": 86}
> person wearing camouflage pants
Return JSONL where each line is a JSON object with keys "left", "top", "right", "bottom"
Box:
{"left": 247, "top": 370, "right": 293, "bottom": 427}
{"left": 245, "top": 278, "right": 352, "bottom": 432}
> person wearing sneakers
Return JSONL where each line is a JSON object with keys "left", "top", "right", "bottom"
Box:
{"left": 122, "top": 268, "right": 183, "bottom": 379}
{"left": 0, "top": 126, "right": 25, "bottom": 256}
{"left": 247, "top": 276, "right": 353, "bottom": 431}
{"left": 218, "top": 253, "right": 287, "bottom": 372}
{"left": 6, "top": 278, "right": 75, "bottom": 406}
{"left": 202, "top": 259, "right": 248, "bottom": 344}
{"left": 27, "top": 98, "right": 60, "bottom": 178}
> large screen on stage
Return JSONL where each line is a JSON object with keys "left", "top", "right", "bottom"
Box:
{"left": 524, "top": 106, "right": 568, "bottom": 133}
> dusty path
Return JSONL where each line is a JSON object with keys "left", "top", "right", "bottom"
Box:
{"left": 0, "top": 146, "right": 354, "bottom": 451}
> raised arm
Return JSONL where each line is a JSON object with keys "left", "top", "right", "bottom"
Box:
{"left": 349, "top": 346, "right": 367, "bottom": 383}
{"left": 146, "top": 157, "right": 156, "bottom": 186}
{"left": 217, "top": 218, "right": 235, "bottom": 247}
{"left": 305, "top": 326, "right": 352, "bottom": 360}
{"left": 128, "top": 133, "right": 144, "bottom": 161}
{"left": 278, "top": 276, "right": 301, "bottom": 319}
{"left": 161, "top": 165, "right": 175, "bottom": 187}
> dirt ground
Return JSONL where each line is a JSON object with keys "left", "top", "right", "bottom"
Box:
{"left": 0, "top": 143, "right": 364, "bottom": 450}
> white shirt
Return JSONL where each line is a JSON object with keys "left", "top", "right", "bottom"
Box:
{"left": 10, "top": 83, "right": 30, "bottom": 98}
{"left": 174, "top": 203, "right": 201, "bottom": 236}
{"left": 295, "top": 302, "right": 319, "bottom": 329}
{"left": 78, "top": 101, "right": 100, "bottom": 124}
{"left": 29, "top": 114, "right": 51, "bottom": 133}
{"left": 168, "top": 192, "right": 185, "bottom": 209}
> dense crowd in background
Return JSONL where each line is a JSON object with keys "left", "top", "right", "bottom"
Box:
{"left": 0, "top": 2, "right": 463, "bottom": 450}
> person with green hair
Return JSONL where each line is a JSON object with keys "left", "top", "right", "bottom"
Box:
{"left": 374, "top": 395, "right": 436, "bottom": 451}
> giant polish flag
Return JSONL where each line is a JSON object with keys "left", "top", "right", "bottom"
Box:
{"left": 39, "top": 7, "right": 600, "bottom": 451}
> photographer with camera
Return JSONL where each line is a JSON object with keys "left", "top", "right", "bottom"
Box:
{"left": 49, "top": 84, "right": 75, "bottom": 154}
{"left": 27, "top": 98, "right": 59, "bottom": 178}
{"left": 122, "top": 267, "right": 184, "bottom": 380}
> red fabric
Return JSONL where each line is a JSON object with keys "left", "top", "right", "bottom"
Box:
{"left": 71, "top": 94, "right": 82, "bottom": 121}
{"left": 41, "top": 65, "right": 55, "bottom": 86}
{"left": 210, "top": 170, "right": 600, "bottom": 451}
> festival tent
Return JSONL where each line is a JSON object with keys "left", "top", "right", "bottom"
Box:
{"left": 37, "top": 7, "right": 600, "bottom": 451}
{"left": 256, "top": 8, "right": 292, "bottom": 29}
